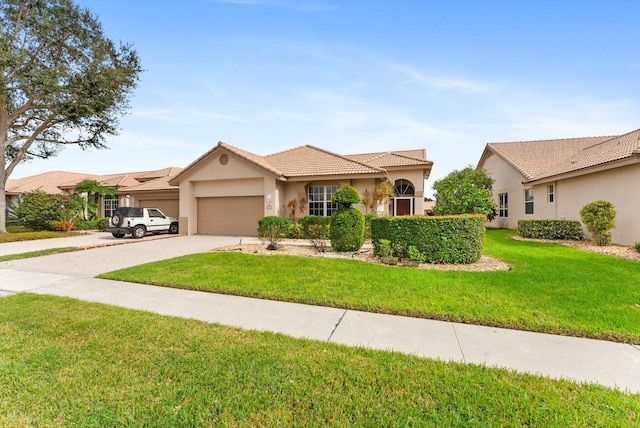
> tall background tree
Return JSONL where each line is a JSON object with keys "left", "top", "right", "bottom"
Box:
{"left": 432, "top": 166, "right": 497, "bottom": 219}
{"left": 0, "top": 0, "right": 141, "bottom": 233}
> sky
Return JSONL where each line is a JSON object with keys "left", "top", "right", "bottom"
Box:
{"left": 11, "top": 0, "right": 640, "bottom": 196}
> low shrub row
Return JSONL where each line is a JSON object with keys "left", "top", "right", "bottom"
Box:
{"left": 371, "top": 215, "right": 485, "bottom": 264}
{"left": 47, "top": 218, "right": 110, "bottom": 232}
{"left": 518, "top": 219, "right": 583, "bottom": 240}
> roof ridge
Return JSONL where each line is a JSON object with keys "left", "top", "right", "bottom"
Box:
{"left": 304, "top": 145, "right": 388, "bottom": 173}
{"left": 488, "top": 135, "right": 617, "bottom": 146}
{"left": 580, "top": 127, "right": 640, "bottom": 151}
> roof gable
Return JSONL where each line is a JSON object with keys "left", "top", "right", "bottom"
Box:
{"left": 483, "top": 135, "right": 615, "bottom": 181}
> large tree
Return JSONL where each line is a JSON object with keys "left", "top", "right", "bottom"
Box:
{"left": 432, "top": 166, "right": 497, "bottom": 219}
{"left": 0, "top": 0, "right": 141, "bottom": 233}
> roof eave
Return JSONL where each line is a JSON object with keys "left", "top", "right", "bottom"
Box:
{"left": 526, "top": 156, "right": 639, "bottom": 185}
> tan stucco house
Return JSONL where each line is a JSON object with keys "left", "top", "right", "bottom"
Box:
{"left": 169, "top": 142, "right": 433, "bottom": 236}
{"left": 477, "top": 127, "right": 640, "bottom": 246}
{"left": 6, "top": 167, "right": 181, "bottom": 219}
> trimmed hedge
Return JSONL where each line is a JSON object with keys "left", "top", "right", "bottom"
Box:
{"left": 518, "top": 219, "right": 583, "bottom": 240}
{"left": 76, "top": 218, "right": 109, "bottom": 231}
{"left": 330, "top": 207, "right": 365, "bottom": 252}
{"left": 371, "top": 215, "right": 485, "bottom": 264}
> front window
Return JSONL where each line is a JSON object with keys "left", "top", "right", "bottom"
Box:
{"left": 104, "top": 195, "right": 118, "bottom": 218}
{"left": 524, "top": 189, "right": 534, "bottom": 215}
{"left": 548, "top": 184, "right": 555, "bottom": 203}
{"left": 498, "top": 193, "right": 508, "bottom": 217}
{"left": 308, "top": 185, "right": 339, "bottom": 216}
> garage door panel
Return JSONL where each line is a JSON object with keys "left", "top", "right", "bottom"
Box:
{"left": 198, "top": 196, "right": 263, "bottom": 235}
{"left": 138, "top": 199, "right": 179, "bottom": 218}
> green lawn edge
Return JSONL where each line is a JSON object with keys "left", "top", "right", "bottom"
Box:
{"left": 1, "top": 294, "right": 638, "bottom": 426}
{"left": 98, "top": 229, "right": 640, "bottom": 344}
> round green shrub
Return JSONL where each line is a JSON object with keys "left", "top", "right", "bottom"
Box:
{"left": 257, "top": 216, "right": 292, "bottom": 249}
{"left": 332, "top": 185, "right": 361, "bottom": 208}
{"left": 635, "top": 242, "right": 640, "bottom": 253}
{"left": 579, "top": 200, "right": 616, "bottom": 246}
{"left": 330, "top": 207, "right": 364, "bottom": 252}
{"left": 299, "top": 215, "right": 331, "bottom": 240}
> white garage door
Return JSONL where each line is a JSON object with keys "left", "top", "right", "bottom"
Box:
{"left": 197, "top": 196, "right": 263, "bottom": 235}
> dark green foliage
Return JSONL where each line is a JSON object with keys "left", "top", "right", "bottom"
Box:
{"left": 635, "top": 242, "right": 640, "bottom": 253}
{"left": 432, "top": 167, "right": 496, "bottom": 219}
{"left": 257, "top": 216, "right": 292, "bottom": 249}
{"left": 74, "top": 180, "right": 116, "bottom": 220}
{"left": 580, "top": 201, "right": 616, "bottom": 246}
{"left": 75, "top": 217, "right": 109, "bottom": 231}
{"left": 371, "top": 215, "right": 485, "bottom": 264}
{"left": 330, "top": 208, "right": 365, "bottom": 252}
{"left": 15, "top": 191, "right": 84, "bottom": 231}
{"left": 517, "top": 220, "right": 584, "bottom": 240}
{"left": 299, "top": 215, "right": 331, "bottom": 240}
{"left": 0, "top": 0, "right": 142, "bottom": 233}
{"left": 332, "top": 185, "right": 361, "bottom": 208}
{"left": 364, "top": 213, "right": 378, "bottom": 240}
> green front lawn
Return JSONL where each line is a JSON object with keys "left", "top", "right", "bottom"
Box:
{"left": 1, "top": 294, "right": 637, "bottom": 426}
{"left": 100, "top": 229, "right": 640, "bottom": 343}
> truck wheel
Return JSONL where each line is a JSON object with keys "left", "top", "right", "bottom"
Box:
{"left": 111, "top": 212, "right": 123, "bottom": 227}
{"left": 169, "top": 222, "right": 179, "bottom": 234}
{"left": 132, "top": 225, "right": 146, "bottom": 239}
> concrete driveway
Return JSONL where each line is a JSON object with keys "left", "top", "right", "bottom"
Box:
{"left": 1, "top": 232, "right": 261, "bottom": 276}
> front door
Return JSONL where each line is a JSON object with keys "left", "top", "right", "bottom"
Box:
{"left": 395, "top": 198, "right": 413, "bottom": 216}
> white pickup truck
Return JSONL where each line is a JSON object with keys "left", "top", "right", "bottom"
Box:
{"left": 106, "top": 207, "right": 179, "bottom": 239}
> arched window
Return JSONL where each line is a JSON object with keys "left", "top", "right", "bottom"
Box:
{"left": 394, "top": 179, "right": 415, "bottom": 196}
{"left": 393, "top": 179, "right": 415, "bottom": 216}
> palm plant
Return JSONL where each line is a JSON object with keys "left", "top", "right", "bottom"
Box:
{"left": 74, "top": 180, "right": 117, "bottom": 220}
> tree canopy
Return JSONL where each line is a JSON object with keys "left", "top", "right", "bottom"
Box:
{"left": 432, "top": 166, "right": 496, "bottom": 219}
{"left": 0, "top": 0, "right": 142, "bottom": 233}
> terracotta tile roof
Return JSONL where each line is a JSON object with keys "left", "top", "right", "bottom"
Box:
{"left": 539, "top": 128, "right": 640, "bottom": 179}
{"left": 346, "top": 149, "right": 427, "bottom": 163}
{"left": 6, "top": 171, "right": 92, "bottom": 195}
{"left": 265, "top": 145, "right": 385, "bottom": 177}
{"left": 218, "top": 142, "right": 285, "bottom": 177}
{"left": 120, "top": 174, "right": 181, "bottom": 192}
{"left": 485, "top": 135, "right": 615, "bottom": 181}
{"left": 9, "top": 167, "right": 183, "bottom": 195}
{"left": 347, "top": 152, "right": 433, "bottom": 168}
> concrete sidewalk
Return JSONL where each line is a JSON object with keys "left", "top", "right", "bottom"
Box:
{"left": 1, "top": 266, "right": 639, "bottom": 393}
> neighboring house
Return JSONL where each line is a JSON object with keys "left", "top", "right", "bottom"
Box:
{"left": 6, "top": 167, "right": 182, "bottom": 219}
{"left": 477, "top": 127, "right": 640, "bottom": 246}
{"left": 169, "top": 142, "right": 433, "bottom": 236}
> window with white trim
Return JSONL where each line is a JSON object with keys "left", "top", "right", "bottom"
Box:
{"left": 524, "top": 189, "right": 534, "bottom": 215}
{"left": 498, "top": 193, "right": 508, "bottom": 217}
{"left": 547, "top": 184, "right": 555, "bottom": 203}
{"left": 308, "top": 185, "right": 339, "bottom": 216}
{"left": 104, "top": 195, "right": 118, "bottom": 218}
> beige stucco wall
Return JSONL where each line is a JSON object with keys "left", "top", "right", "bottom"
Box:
{"left": 542, "top": 164, "right": 640, "bottom": 246}
{"left": 177, "top": 149, "right": 275, "bottom": 235}
{"left": 387, "top": 170, "right": 426, "bottom": 215}
{"left": 482, "top": 151, "right": 640, "bottom": 246}
{"left": 480, "top": 152, "right": 527, "bottom": 229}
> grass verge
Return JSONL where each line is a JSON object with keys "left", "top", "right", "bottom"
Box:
{"left": 0, "top": 247, "right": 77, "bottom": 262}
{"left": 0, "top": 230, "right": 84, "bottom": 243}
{"left": 0, "top": 294, "right": 638, "bottom": 426}
{"left": 99, "top": 229, "right": 640, "bottom": 343}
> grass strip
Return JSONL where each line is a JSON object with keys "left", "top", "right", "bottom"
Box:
{"left": 99, "top": 229, "right": 640, "bottom": 343}
{"left": 0, "top": 294, "right": 638, "bottom": 426}
{"left": 0, "top": 230, "right": 84, "bottom": 243}
{"left": 0, "top": 247, "right": 77, "bottom": 262}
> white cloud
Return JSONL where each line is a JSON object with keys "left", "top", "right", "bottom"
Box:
{"left": 388, "top": 63, "right": 491, "bottom": 94}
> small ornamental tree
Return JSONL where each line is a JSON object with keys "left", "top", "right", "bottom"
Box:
{"left": 579, "top": 200, "right": 616, "bottom": 246}
{"left": 433, "top": 166, "right": 496, "bottom": 220}
{"left": 330, "top": 185, "right": 364, "bottom": 252}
